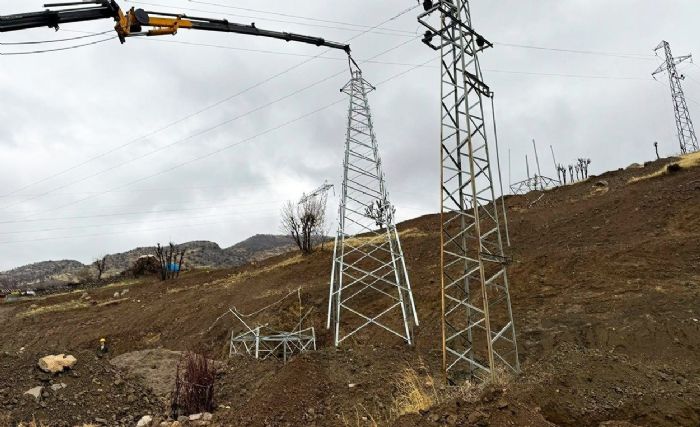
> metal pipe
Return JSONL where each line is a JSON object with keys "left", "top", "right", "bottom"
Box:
{"left": 489, "top": 94, "right": 511, "bottom": 247}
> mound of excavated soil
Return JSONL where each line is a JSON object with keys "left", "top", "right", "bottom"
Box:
{"left": 110, "top": 349, "right": 182, "bottom": 398}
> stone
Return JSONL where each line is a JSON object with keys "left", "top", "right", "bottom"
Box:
{"left": 189, "top": 413, "right": 203, "bottom": 421}
{"left": 50, "top": 383, "right": 67, "bottom": 392}
{"left": 178, "top": 416, "right": 189, "bottom": 423}
{"left": 171, "top": 422, "right": 182, "bottom": 427}
{"left": 202, "top": 413, "right": 213, "bottom": 421}
{"left": 467, "top": 411, "right": 487, "bottom": 425}
{"left": 94, "top": 418, "right": 109, "bottom": 425}
{"left": 23, "top": 386, "right": 43, "bottom": 401}
{"left": 38, "top": 354, "right": 77, "bottom": 373}
{"left": 594, "top": 180, "right": 609, "bottom": 187}
{"left": 136, "top": 415, "right": 153, "bottom": 427}
{"left": 114, "top": 292, "right": 120, "bottom": 298}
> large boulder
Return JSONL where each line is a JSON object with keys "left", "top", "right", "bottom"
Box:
{"left": 38, "top": 354, "right": 77, "bottom": 373}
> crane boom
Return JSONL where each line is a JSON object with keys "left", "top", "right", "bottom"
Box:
{"left": 0, "top": 1, "right": 351, "bottom": 53}
{"left": 0, "top": 2, "right": 121, "bottom": 33}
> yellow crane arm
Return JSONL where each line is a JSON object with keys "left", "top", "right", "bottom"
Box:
{"left": 1, "top": 2, "right": 350, "bottom": 53}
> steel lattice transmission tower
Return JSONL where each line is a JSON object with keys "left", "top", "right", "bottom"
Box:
{"left": 653, "top": 41, "right": 699, "bottom": 154}
{"left": 326, "top": 59, "right": 419, "bottom": 346}
{"left": 418, "top": 0, "right": 519, "bottom": 383}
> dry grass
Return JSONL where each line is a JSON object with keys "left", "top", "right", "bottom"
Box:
{"left": 629, "top": 151, "right": 700, "bottom": 184}
{"left": 216, "top": 255, "right": 304, "bottom": 290}
{"left": 102, "top": 278, "right": 140, "bottom": 289}
{"left": 167, "top": 256, "right": 304, "bottom": 295}
{"left": 16, "top": 294, "right": 131, "bottom": 318}
{"left": 14, "top": 418, "right": 91, "bottom": 427}
{"left": 340, "top": 228, "right": 429, "bottom": 248}
{"left": 338, "top": 364, "right": 513, "bottom": 427}
{"left": 340, "top": 404, "right": 380, "bottom": 427}
{"left": 16, "top": 299, "right": 88, "bottom": 318}
{"left": 391, "top": 366, "right": 438, "bottom": 417}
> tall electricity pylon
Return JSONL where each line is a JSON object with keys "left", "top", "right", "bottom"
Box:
{"left": 653, "top": 41, "right": 699, "bottom": 154}
{"left": 327, "top": 58, "right": 419, "bottom": 346}
{"left": 418, "top": 0, "right": 519, "bottom": 383}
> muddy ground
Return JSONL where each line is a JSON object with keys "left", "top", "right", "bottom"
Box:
{"left": 0, "top": 157, "right": 699, "bottom": 426}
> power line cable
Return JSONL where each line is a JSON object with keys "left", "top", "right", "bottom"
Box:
{"left": 494, "top": 41, "right": 656, "bottom": 60}
{"left": 0, "top": 37, "right": 116, "bottom": 55}
{"left": 0, "top": 208, "right": 280, "bottom": 235}
{"left": 0, "top": 200, "right": 282, "bottom": 224}
{"left": 8, "top": 53, "right": 432, "bottom": 226}
{"left": 0, "top": 36, "right": 417, "bottom": 213}
{"left": 0, "top": 4, "right": 417, "bottom": 201}
{"left": 127, "top": 0, "right": 416, "bottom": 37}
{"left": 0, "top": 30, "right": 113, "bottom": 45}
{"left": 0, "top": 215, "right": 279, "bottom": 245}
{"left": 186, "top": 0, "right": 416, "bottom": 35}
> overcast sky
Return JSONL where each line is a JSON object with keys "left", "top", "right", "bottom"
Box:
{"left": 0, "top": 0, "right": 698, "bottom": 270}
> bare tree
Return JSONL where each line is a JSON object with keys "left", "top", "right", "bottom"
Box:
{"left": 155, "top": 243, "right": 186, "bottom": 281}
{"left": 93, "top": 255, "right": 108, "bottom": 281}
{"left": 281, "top": 196, "right": 327, "bottom": 255}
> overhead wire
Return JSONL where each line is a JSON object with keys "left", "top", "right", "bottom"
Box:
{"left": 494, "top": 42, "right": 656, "bottom": 60}
{"left": 0, "top": 36, "right": 116, "bottom": 55}
{"left": 0, "top": 30, "right": 113, "bottom": 45}
{"left": 187, "top": 0, "right": 415, "bottom": 35}
{"left": 0, "top": 3, "right": 418, "bottom": 204}
{"left": 6, "top": 52, "right": 434, "bottom": 235}
{"left": 0, "top": 201, "right": 280, "bottom": 224}
{"left": 0, "top": 37, "right": 417, "bottom": 213}
{"left": 126, "top": 0, "right": 416, "bottom": 37}
{"left": 0, "top": 215, "right": 279, "bottom": 245}
{"left": 0, "top": 208, "right": 281, "bottom": 235}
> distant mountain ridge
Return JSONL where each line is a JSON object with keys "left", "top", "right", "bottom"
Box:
{"left": 0, "top": 234, "right": 295, "bottom": 290}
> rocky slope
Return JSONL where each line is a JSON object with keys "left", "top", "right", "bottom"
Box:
{"left": 0, "top": 156, "right": 698, "bottom": 426}
{"left": 0, "top": 235, "right": 294, "bottom": 291}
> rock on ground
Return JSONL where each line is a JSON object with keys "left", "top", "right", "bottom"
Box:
{"left": 23, "top": 386, "right": 43, "bottom": 401}
{"left": 136, "top": 415, "right": 153, "bottom": 427}
{"left": 38, "top": 354, "right": 77, "bottom": 373}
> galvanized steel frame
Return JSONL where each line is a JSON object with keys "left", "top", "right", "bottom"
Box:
{"left": 326, "top": 58, "right": 418, "bottom": 346}
{"left": 229, "top": 326, "right": 316, "bottom": 364}
{"left": 418, "top": 0, "right": 519, "bottom": 383}
{"left": 653, "top": 41, "right": 699, "bottom": 154}
{"left": 509, "top": 175, "right": 559, "bottom": 195}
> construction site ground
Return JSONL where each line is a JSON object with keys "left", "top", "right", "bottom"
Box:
{"left": 0, "top": 157, "right": 699, "bottom": 426}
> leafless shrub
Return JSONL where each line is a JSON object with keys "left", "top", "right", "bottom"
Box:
{"left": 155, "top": 243, "right": 186, "bottom": 281}
{"left": 171, "top": 351, "right": 216, "bottom": 417}
{"left": 93, "top": 255, "right": 107, "bottom": 281}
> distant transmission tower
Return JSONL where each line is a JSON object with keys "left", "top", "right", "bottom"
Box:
{"left": 653, "top": 41, "right": 699, "bottom": 154}
{"left": 418, "top": 1, "right": 519, "bottom": 383}
{"left": 327, "top": 58, "right": 418, "bottom": 346}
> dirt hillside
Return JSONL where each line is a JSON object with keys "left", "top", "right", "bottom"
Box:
{"left": 0, "top": 157, "right": 698, "bottom": 426}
